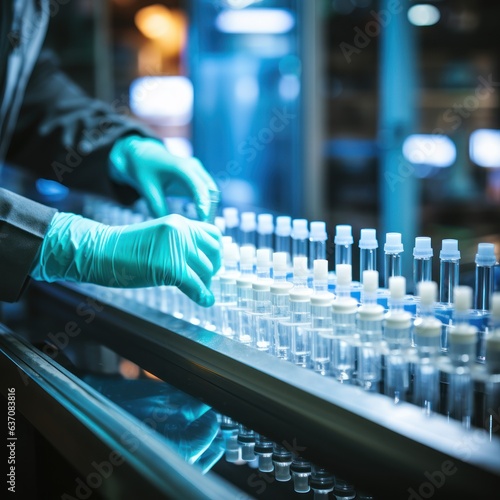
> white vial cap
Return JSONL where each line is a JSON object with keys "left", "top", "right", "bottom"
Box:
{"left": 223, "top": 207, "right": 239, "bottom": 229}
{"left": 289, "top": 287, "right": 313, "bottom": 302}
{"left": 491, "top": 293, "right": 500, "bottom": 322}
{"left": 385, "top": 311, "right": 412, "bottom": 330}
{"left": 257, "top": 214, "right": 274, "bottom": 235}
{"left": 313, "top": 259, "right": 329, "bottom": 281}
{"left": 384, "top": 233, "right": 403, "bottom": 254}
{"left": 334, "top": 225, "right": 353, "bottom": 245}
{"left": 222, "top": 236, "right": 233, "bottom": 249}
{"left": 413, "top": 237, "right": 433, "bottom": 259}
{"left": 311, "top": 293, "right": 335, "bottom": 306}
{"left": 275, "top": 216, "right": 292, "bottom": 237}
{"left": 336, "top": 264, "right": 352, "bottom": 287}
{"left": 310, "top": 221, "right": 327, "bottom": 241}
{"left": 454, "top": 286, "right": 473, "bottom": 313}
{"left": 291, "top": 219, "right": 309, "bottom": 239}
{"left": 240, "top": 212, "right": 256, "bottom": 232}
{"left": 440, "top": 239, "right": 460, "bottom": 260}
{"left": 256, "top": 248, "right": 272, "bottom": 268}
{"left": 293, "top": 256, "right": 308, "bottom": 277}
{"left": 214, "top": 216, "right": 226, "bottom": 234}
{"left": 271, "top": 281, "right": 293, "bottom": 295}
{"left": 363, "top": 270, "right": 379, "bottom": 293}
{"left": 359, "top": 228, "right": 378, "bottom": 250}
{"left": 224, "top": 242, "right": 240, "bottom": 262}
{"left": 418, "top": 281, "right": 437, "bottom": 306}
{"left": 389, "top": 276, "right": 406, "bottom": 300}
{"left": 475, "top": 243, "right": 497, "bottom": 266}
{"left": 449, "top": 325, "right": 477, "bottom": 345}
{"left": 273, "top": 252, "right": 288, "bottom": 273}
{"left": 240, "top": 245, "right": 255, "bottom": 267}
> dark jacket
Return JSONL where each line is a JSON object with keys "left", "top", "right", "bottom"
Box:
{"left": 0, "top": 0, "right": 152, "bottom": 302}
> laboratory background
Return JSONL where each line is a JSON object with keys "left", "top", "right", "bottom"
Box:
{"left": 1, "top": 0, "right": 500, "bottom": 499}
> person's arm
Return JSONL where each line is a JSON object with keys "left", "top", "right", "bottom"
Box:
{"left": 5, "top": 49, "right": 153, "bottom": 202}
{"left": 0, "top": 188, "right": 56, "bottom": 302}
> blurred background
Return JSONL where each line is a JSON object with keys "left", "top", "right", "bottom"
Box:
{"left": 43, "top": 0, "right": 500, "bottom": 284}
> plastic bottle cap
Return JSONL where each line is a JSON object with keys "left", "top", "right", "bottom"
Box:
{"left": 222, "top": 236, "right": 233, "bottom": 249}
{"left": 357, "top": 304, "right": 385, "bottom": 321}
{"left": 310, "top": 221, "right": 327, "bottom": 242}
{"left": 240, "top": 212, "right": 256, "bottom": 232}
{"left": 362, "top": 270, "right": 379, "bottom": 293}
{"left": 334, "top": 224, "right": 353, "bottom": 245}
{"left": 413, "top": 236, "right": 433, "bottom": 258}
{"left": 449, "top": 324, "right": 478, "bottom": 345}
{"left": 313, "top": 259, "right": 329, "bottom": 281}
{"left": 256, "top": 248, "right": 272, "bottom": 268}
{"left": 332, "top": 297, "right": 358, "bottom": 314}
{"left": 289, "top": 288, "right": 313, "bottom": 302}
{"left": 240, "top": 245, "right": 255, "bottom": 267}
{"left": 257, "top": 214, "right": 274, "bottom": 235}
{"left": 224, "top": 242, "right": 240, "bottom": 262}
{"left": 291, "top": 219, "right": 309, "bottom": 239}
{"left": 440, "top": 239, "right": 460, "bottom": 260}
{"left": 475, "top": 242, "right": 497, "bottom": 266}
{"left": 491, "top": 293, "right": 500, "bottom": 321}
{"left": 237, "top": 275, "right": 257, "bottom": 288}
{"left": 418, "top": 281, "right": 437, "bottom": 306}
{"left": 252, "top": 281, "right": 271, "bottom": 292}
{"left": 273, "top": 252, "right": 288, "bottom": 273}
{"left": 223, "top": 207, "right": 239, "bottom": 228}
{"left": 271, "top": 282, "right": 293, "bottom": 295}
{"left": 384, "top": 233, "right": 403, "bottom": 254}
{"left": 293, "top": 256, "right": 308, "bottom": 277}
{"left": 311, "top": 293, "right": 335, "bottom": 306}
{"left": 336, "top": 264, "right": 352, "bottom": 287}
{"left": 389, "top": 276, "right": 406, "bottom": 300}
{"left": 214, "top": 216, "right": 226, "bottom": 234}
{"left": 359, "top": 228, "right": 378, "bottom": 249}
{"left": 454, "top": 286, "right": 472, "bottom": 313}
{"left": 414, "top": 318, "right": 442, "bottom": 338}
{"left": 275, "top": 216, "right": 292, "bottom": 237}
{"left": 385, "top": 311, "right": 412, "bottom": 329}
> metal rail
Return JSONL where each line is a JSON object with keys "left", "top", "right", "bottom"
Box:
{"left": 0, "top": 323, "right": 247, "bottom": 500}
{"left": 28, "top": 281, "right": 500, "bottom": 498}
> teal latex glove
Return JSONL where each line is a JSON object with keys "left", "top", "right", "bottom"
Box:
{"left": 30, "top": 212, "right": 222, "bottom": 306}
{"left": 109, "top": 135, "right": 220, "bottom": 221}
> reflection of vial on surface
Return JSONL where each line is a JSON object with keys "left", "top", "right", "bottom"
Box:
{"left": 291, "top": 457, "right": 311, "bottom": 493}
{"left": 359, "top": 228, "right": 378, "bottom": 282}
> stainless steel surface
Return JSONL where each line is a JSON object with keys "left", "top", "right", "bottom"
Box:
{"left": 28, "top": 281, "right": 500, "bottom": 498}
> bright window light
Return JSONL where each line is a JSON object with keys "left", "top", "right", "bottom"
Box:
{"left": 163, "top": 137, "right": 193, "bottom": 158}
{"left": 402, "top": 134, "right": 456, "bottom": 167}
{"left": 408, "top": 4, "right": 440, "bottom": 26}
{"left": 215, "top": 8, "right": 295, "bottom": 34}
{"left": 470, "top": 129, "right": 500, "bottom": 168}
{"left": 130, "top": 76, "right": 193, "bottom": 126}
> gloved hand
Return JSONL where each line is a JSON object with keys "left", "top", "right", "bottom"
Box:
{"left": 109, "top": 135, "right": 220, "bottom": 221}
{"left": 30, "top": 212, "right": 222, "bottom": 306}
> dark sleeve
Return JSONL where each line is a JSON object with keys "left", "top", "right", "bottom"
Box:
{"left": 5, "top": 49, "right": 157, "bottom": 202}
{"left": 0, "top": 188, "right": 56, "bottom": 302}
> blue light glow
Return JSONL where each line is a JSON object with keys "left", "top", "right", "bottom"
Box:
{"left": 408, "top": 4, "right": 440, "bottom": 27}
{"left": 470, "top": 129, "right": 500, "bottom": 168}
{"left": 215, "top": 8, "right": 295, "bottom": 34}
{"left": 402, "top": 134, "right": 456, "bottom": 167}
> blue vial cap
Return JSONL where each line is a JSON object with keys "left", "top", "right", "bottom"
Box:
{"left": 334, "top": 225, "right": 353, "bottom": 245}
{"left": 359, "top": 228, "right": 378, "bottom": 249}
{"left": 384, "top": 232, "right": 403, "bottom": 254}
{"left": 440, "top": 239, "right": 460, "bottom": 260}
{"left": 413, "top": 236, "right": 433, "bottom": 258}
{"left": 475, "top": 243, "right": 497, "bottom": 266}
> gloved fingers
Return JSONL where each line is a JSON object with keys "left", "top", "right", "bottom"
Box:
{"left": 193, "top": 221, "right": 223, "bottom": 242}
{"left": 177, "top": 266, "right": 215, "bottom": 307}
{"left": 187, "top": 249, "right": 215, "bottom": 287}
{"left": 136, "top": 171, "right": 169, "bottom": 218}
{"left": 191, "top": 229, "right": 222, "bottom": 276}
